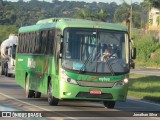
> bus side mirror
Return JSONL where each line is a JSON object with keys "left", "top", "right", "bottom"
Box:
{"left": 131, "top": 47, "right": 136, "bottom": 59}
{"left": 60, "top": 35, "right": 63, "bottom": 54}
{"left": 60, "top": 41, "right": 63, "bottom": 54}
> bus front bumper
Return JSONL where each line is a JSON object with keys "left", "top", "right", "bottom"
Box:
{"left": 58, "top": 81, "right": 128, "bottom": 102}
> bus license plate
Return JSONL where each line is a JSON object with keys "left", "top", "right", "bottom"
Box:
{"left": 90, "top": 90, "right": 102, "bottom": 94}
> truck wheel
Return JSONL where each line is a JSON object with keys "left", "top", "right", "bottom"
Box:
{"left": 0, "top": 65, "right": 2, "bottom": 75}
{"left": 25, "top": 75, "right": 34, "bottom": 98}
{"left": 103, "top": 101, "right": 115, "bottom": 109}
{"left": 34, "top": 91, "right": 41, "bottom": 98}
{"left": 4, "top": 66, "right": 8, "bottom": 76}
{"left": 7, "top": 73, "right": 12, "bottom": 77}
{"left": 48, "top": 81, "right": 59, "bottom": 106}
{"left": 1, "top": 64, "right": 5, "bottom": 75}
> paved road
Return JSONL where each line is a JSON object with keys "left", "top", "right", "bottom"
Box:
{"left": 0, "top": 75, "right": 160, "bottom": 120}
{"left": 130, "top": 68, "right": 160, "bottom": 76}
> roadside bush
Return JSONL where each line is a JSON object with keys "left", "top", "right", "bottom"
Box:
{"left": 134, "top": 33, "right": 160, "bottom": 66}
{"left": 150, "top": 48, "right": 160, "bottom": 65}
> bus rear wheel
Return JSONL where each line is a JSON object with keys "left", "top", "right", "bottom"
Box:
{"left": 48, "top": 82, "right": 59, "bottom": 106}
{"left": 25, "top": 76, "right": 34, "bottom": 98}
{"left": 103, "top": 101, "right": 115, "bottom": 109}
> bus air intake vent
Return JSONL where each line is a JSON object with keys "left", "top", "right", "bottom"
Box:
{"left": 76, "top": 92, "right": 113, "bottom": 99}
{"left": 76, "top": 81, "right": 115, "bottom": 88}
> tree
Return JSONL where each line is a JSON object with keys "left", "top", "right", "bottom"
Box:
{"left": 114, "top": 2, "right": 130, "bottom": 23}
{"left": 74, "top": 8, "right": 90, "bottom": 19}
{"left": 148, "top": 0, "right": 160, "bottom": 9}
{"left": 94, "top": 9, "right": 109, "bottom": 22}
{"left": 74, "top": 8, "right": 109, "bottom": 22}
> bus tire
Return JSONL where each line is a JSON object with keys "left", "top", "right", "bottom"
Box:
{"left": 34, "top": 91, "right": 41, "bottom": 98}
{"left": 48, "top": 81, "right": 59, "bottom": 106}
{"left": 103, "top": 101, "right": 115, "bottom": 109}
{"left": 25, "top": 75, "right": 34, "bottom": 98}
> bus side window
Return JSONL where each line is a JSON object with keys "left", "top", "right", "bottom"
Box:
{"left": 26, "top": 33, "right": 29, "bottom": 53}
{"left": 30, "top": 32, "right": 33, "bottom": 53}
{"left": 22, "top": 33, "right": 26, "bottom": 53}
{"left": 20, "top": 34, "right": 23, "bottom": 53}
{"left": 35, "top": 32, "right": 40, "bottom": 54}
{"left": 32, "top": 32, "right": 36, "bottom": 53}
{"left": 39, "top": 31, "right": 43, "bottom": 54}
{"left": 41, "top": 31, "right": 44, "bottom": 54}
{"left": 54, "top": 29, "right": 61, "bottom": 74}
{"left": 43, "top": 31, "right": 48, "bottom": 54}
{"left": 18, "top": 34, "right": 21, "bottom": 53}
{"left": 28, "top": 33, "right": 32, "bottom": 53}
{"left": 48, "top": 30, "right": 54, "bottom": 55}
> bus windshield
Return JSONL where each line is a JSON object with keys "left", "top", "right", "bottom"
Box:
{"left": 62, "top": 28, "right": 129, "bottom": 74}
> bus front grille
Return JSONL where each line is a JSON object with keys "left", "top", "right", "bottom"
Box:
{"left": 76, "top": 81, "right": 115, "bottom": 88}
{"left": 76, "top": 92, "right": 113, "bottom": 99}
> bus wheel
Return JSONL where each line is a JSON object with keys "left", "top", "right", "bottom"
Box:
{"left": 25, "top": 76, "right": 34, "bottom": 98}
{"left": 34, "top": 91, "right": 41, "bottom": 98}
{"left": 48, "top": 82, "right": 59, "bottom": 106}
{"left": 103, "top": 101, "right": 115, "bottom": 109}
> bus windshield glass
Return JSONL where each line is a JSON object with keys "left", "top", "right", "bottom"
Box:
{"left": 62, "top": 28, "right": 129, "bottom": 74}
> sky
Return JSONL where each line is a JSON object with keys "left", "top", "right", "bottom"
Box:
{"left": 7, "top": 0, "right": 144, "bottom": 4}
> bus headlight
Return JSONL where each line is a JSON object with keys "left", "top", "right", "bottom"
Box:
{"left": 114, "top": 78, "right": 128, "bottom": 86}
{"left": 61, "top": 69, "right": 78, "bottom": 85}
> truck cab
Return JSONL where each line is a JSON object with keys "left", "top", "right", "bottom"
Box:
{"left": 0, "top": 34, "right": 18, "bottom": 77}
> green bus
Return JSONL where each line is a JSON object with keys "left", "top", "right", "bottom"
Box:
{"left": 15, "top": 18, "right": 136, "bottom": 108}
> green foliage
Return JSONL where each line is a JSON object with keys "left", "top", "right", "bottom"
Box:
{"left": 134, "top": 33, "right": 160, "bottom": 67}
{"left": 0, "top": 0, "right": 146, "bottom": 27}
{"left": 128, "top": 74, "right": 160, "bottom": 102}
{"left": 73, "top": 8, "right": 109, "bottom": 22}
{"left": 0, "top": 25, "right": 18, "bottom": 43}
{"left": 114, "top": 2, "right": 130, "bottom": 23}
{"left": 148, "top": 0, "right": 160, "bottom": 9}
{"left": 73, "top": 8, "right": 90, "bottom": 19}
{"left": 150, "top": 48, "right": 160, "bottom": 64}
{"left": 136, "top": 35, "right": 152, "bottom": 61}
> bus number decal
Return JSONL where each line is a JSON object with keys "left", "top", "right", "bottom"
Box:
{"left": 27, "top": 58, "right": 36, "bottom": 68}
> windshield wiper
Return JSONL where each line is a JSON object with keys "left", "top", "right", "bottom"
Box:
{"left": 103, "top": 51, "right": 119, "bottom": 76}
{"left": 79, "top": 54, "right": 93, "bottom": 73}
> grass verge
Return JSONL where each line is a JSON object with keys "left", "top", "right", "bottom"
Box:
{"left": 128, "top": 73, "right": 160, "bottom": 103}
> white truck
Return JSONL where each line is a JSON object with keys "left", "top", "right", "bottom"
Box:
{"left": 0, "top": 34, "right": 18, "bottom": 77}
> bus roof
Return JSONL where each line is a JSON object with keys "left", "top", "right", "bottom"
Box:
{"left": 19, "top": 18, "right": 128, "bottom": 33}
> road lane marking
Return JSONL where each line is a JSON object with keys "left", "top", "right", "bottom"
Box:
{"left": 0, "top": 92, "right": 77, "bottom": 119}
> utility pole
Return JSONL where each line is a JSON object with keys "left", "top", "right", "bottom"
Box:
{"left": 130, "top": 0, "right": 132, "bottom": 40}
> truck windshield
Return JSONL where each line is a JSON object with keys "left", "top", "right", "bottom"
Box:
{"left": 62, "top": 28, "right": 129, "bottom": 74}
